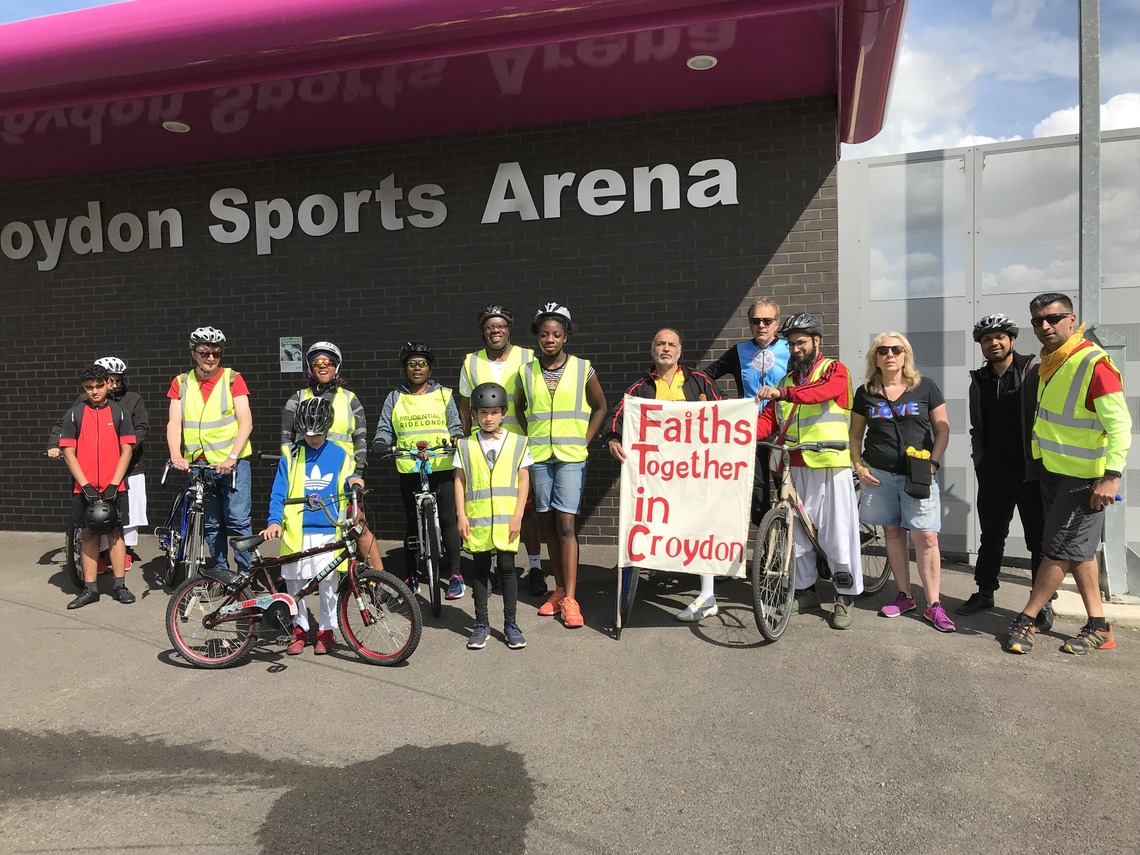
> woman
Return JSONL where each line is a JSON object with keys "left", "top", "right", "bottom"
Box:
{"left": 280, "top": 341, "right": 384, "bottom": 572}
{"left": 372, "top": 342, "right": 466, "bottom": 599}
{"left": 849, "top": 332, "right": 954, "bottom": 632}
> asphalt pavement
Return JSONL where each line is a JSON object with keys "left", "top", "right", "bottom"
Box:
{"left": 2, "top": 531, "right": 1139, "bottom": 855}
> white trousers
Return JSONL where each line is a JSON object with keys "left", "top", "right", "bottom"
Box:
{"left": 790, "top": 466, "right": 864, "bottom": 596}
{"left": 123, "top": 472, "right": 148, "bottom": 547}
{"left": 283, "top": 532, "right": 340, "bottom": 631}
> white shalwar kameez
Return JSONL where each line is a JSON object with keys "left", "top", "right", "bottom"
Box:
{"left": 789, "top": 466, "right": 864, "bottom": 596}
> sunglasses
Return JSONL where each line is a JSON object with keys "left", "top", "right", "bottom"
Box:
{"left": 405, "top": 359, "right": 431, "bottom": 369}
{"left": 1030, "top": 311, "right": 1073, "bottom": 328}
{"left": 310, "top": 358, "right": 336, "bottom": 368}
{"left": 194, "top": 348, "right": 223, "bottom": 358}
{"left": 749, "top": 317, "right": 777, "bottom": 325}
{"left": 876, "top": 345, "right": 905, "bottom": 356}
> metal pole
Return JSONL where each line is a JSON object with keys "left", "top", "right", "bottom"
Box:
{"left": 1078, "top": 0, "right": 1101, "bottom": 324}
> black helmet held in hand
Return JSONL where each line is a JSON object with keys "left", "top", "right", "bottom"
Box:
{"left": 84, "top": 500, "right": 119, "bottom": 534}
{"left": 471, "top": 382, "right": 508, "bottom": 410}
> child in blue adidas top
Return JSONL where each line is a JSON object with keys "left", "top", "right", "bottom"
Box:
{"left": 260, "top": 397, "right": 365, "bottom": 655}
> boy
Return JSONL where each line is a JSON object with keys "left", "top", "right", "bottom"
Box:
{"left": 59, "top": 365, "right": 136, "bottom": 609}
{"left": 260, "top": 396, "right": 366, "bottom": 656}
{"left": 454, "top": 382, "right": 532, "bottom": 650}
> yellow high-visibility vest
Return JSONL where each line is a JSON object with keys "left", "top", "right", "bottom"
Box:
{"left": 279, "top": 442, "right": 356, "bottom": 559}
{"left": 462, "top": 346, "right": 535, "bottom": 434}
{"left": 773, "top": 358, "right": 852, "bottom": 468}
{"left": 520, "top": 356, "right": 591, "bottom": 463}
{"left": 179, "top": 367, "right": 251, "bottom": 463}
{"left": 391, "top": 388, "right": 455, "bottom": 474}
{"left": 457, "top": 432, "right": 527, "bottom": 553}
{"left": 1033, "top": 343, "right": 1112, "bottom": 478}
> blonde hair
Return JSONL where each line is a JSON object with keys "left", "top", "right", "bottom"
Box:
{"left": 748, "top": 298, "right": 779, "bottom": 319}
{"left": 864, "top": 331, "right": 922, "bottom": 395}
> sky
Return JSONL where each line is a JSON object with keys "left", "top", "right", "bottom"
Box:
{"left": 1, "top": 0, "right": 1138, "bottom": 157}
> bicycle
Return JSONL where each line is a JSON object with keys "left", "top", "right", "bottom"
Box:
{"left": 751, "top": 439, "right": 877, "bottom": 641}
{"left": 155, "top": 461, "right": 232, "bottom": 589}
{"left": 166, "top": 489, "right": 421, "bottom": 668}
{"left": 381, "top": 440, "right": 453, "bottom": 618}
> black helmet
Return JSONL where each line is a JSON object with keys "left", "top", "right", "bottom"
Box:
{"left": 295, "top": 396, "right": 334, "bottom": 436}
{"left": 972, "top": 313, "right": 1019, "bottom": 342}
{"left": 84, "top": 500, "right": 119, "bottom": 535}
{"left": 778, "top": 313, "right": 823, "bottom": 338}
{"left": 471, "top": 382, "right": 508, "bottom": 409}
{"left": 400, "top": 342, "right": 435, "bottom": 366}
{"left": 531, "top": 302, "right": 573, "bottom": 334}
{"left": 478, "top": 305, "right": 513, "bottom": 328}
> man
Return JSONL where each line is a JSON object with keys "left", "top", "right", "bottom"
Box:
{"left": 606, "top": 328, "right": 724, "bottom": 621}
{"left": 1005, "top": 293, "right": 1131, "bottom": 655}
{"left": 959, "top": 314, "right": 1049, "bottom": 628}
{"left": 166, "top": 326, "right": 255, "bottom": 575}
{"left": 704, "top": 298, "right": 790, "bottom": 524}
{"left": 755, "top": 313, "right": 862, "bottom": 630}
{"left": 458, "top": 305, "right": 546, "bottom": 594}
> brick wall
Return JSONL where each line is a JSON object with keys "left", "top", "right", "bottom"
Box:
{"left": 2, "top": 98, "right": 839, "bottom": 546}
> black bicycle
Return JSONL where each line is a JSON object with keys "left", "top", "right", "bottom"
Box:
{"left": 166, "top": 489, "right": 421, "bottom": 668}
{"left": 155, "top": 461, "right": 231, "bottom": 589}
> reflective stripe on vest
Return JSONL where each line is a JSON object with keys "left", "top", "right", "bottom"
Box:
{"left": 521, "top": 356, "right": 591, "bottom": 463}
{"left": 464, "top": 346, "right": 535, "bottom": 434}
{"left": 279, "top": 443, "right": 356, "bottom": 558}
{"left": 300, "top": 388, "right": 354, "bottom": 451}
{"left": 180, "top": 367, "right": 252, "bottom": 463}
{"left": 458, "top": 432, "right": 526, "bottom": 553}
{"left": 774, "top": 358, "right": 852, "bottom": 469}
{"left": 1032, "top": 344, "right": 1110, "bottom": 478}
{"left": 391, "top": 388, "right": 455, "bottom": 474}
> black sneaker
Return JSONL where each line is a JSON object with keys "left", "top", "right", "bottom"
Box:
{"left": 67, "top": 589, "right": 100, "bottom": 610}
{"left": 1034, "top": 602, "right": 1054, "bottom": 634}
{"left": 110, "top": 585, "right": 136, "bottom": 605}
{"left": 527, "top": 567, "right": 548, "bottom": 596}
{"left": 1003, "top": 613, "right": 1036, "bottom": 654}
{"left": 956, "top": 591, "right": 995, "bottom": 615}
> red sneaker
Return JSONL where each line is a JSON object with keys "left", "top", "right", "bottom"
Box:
{"left": 538, "top": 587, "right": 565, "bottom": 617}
{"left": 286, "top": 627, "right": 306, "bottom": 655}
{"left": 314, "top": 629, "right": 335, "bottom": 655}
{"left": 560, "top": 596, "right": 584, "bottom": 628}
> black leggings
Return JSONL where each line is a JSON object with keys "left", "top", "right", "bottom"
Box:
{"left": 398, "top": 469, "right": 461, "bottom": 575}
{"left": 471, "top": 551, "right": 517, "bottom": 625}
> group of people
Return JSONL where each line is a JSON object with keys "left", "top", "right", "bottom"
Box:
{"left": 50, "top": 289, "right": 1131, "bottom": 657}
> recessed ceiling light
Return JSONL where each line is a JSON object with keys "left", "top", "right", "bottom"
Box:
{"left": 162, "top": 121, "right": 191, "bottom": 133}
{"left": 686, "top": 55, "right": 717, "bottom": 71}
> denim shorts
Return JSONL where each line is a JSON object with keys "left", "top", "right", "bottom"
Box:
{"left": 859, "top": 467, "right": 941, "bottom": 532}
{"left": 529, "top": 460, "right": 586, "bottom": 515}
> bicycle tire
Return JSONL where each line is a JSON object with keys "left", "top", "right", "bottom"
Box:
{"left": 338, "top": 567, "right": 422, "bottom": 665}
{"left": 618, "top": 565, "right": 640, "bottom": 625}
{"left": 65, "top": 522, "right": 83, "bottom": 590}
{"left": 750, "top": 506, "right": 795, "bottom": 641}
{"left": 423, "top": 501, "right": 443, "bottom": 618}
{"left": 166, "top": 575, "right": 254, "bottom": 668}
{"left": 859, "top": 523, "right": 892, "bottom": 596}
{"left": 160, "top": 491, "right": 187, "bottom": 587}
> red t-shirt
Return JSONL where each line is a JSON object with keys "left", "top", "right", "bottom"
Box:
{"left": 58, "top": 401, "right": 136, "bottom": 493}
{"left": 166, "top": 369, "right": 250, "bottom": 401}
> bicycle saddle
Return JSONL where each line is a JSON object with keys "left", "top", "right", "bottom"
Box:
{"left": 231, "top": 534, "right": 266, "bottom": 553}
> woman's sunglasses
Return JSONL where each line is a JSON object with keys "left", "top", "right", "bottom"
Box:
{"left": 876, "top": 345, "right": 905, "bottom": 356}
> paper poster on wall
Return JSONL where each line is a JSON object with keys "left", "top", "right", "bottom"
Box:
{"left": 280, "top": 336, "right": 302, "bottom": 373}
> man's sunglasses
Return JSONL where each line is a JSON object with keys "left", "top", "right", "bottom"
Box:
{"left": 1030, "top": 311, "right": 1073, "bottom": 328}
{"left": 193, "top": 348, "right": 223, "bottom": 358}
{"left": 876, "top": 345, "right": 905, "bottom": 356}
{"left": 749, "top": 317, "right": 777, "bottom": 325}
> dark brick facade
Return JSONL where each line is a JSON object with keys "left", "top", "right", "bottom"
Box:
{"left": 3, "top": 98, "right": 838, "bottom": 545}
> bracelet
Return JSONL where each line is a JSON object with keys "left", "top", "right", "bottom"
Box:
{"left": 931, "top": 459, "right": 941, "bottom": 471}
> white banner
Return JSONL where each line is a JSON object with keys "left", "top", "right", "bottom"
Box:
{"left": 617, "top": 396, "right": 756, "bottom": 577}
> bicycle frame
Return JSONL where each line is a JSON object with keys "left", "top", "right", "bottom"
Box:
{"left": 157, "top": 461, "right": 233, "bottom": 584}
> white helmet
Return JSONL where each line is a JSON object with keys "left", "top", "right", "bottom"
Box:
{"left": 94, "top": 356, "right": 126, "bottom": 374}
{"left": 306, "top": 341, "right": 343, "bottom": 379}
{"left": 531, "top": 302, "right": 573, "bottom": 334}
{"left": 189, "top": 326, "right": 227, "bottom": 347}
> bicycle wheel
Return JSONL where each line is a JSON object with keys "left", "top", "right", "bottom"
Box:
{"left": 750, "top": 506, "right": 795, "bottom": 641}
{"left": 422, "top": 501, "right": 443, "bottom": 618}
{"left": 65, "top": 521, "right": 83, "bottom": 590}
{"left": 159, "top": 492, "right": 187, "bottom": 587}
{"left": 166, "top": 575, "right": 254, "bottom": 668}
{"left": 338, "top": 567, "right": 422, "bottom": 665}
{"left": 618, "top": 565, "right": 640, "bottom": 625}
{"left": 859, "top": 523, "right": 892, "bottom": 595}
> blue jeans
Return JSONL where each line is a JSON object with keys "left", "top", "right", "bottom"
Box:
{"left": 202, "top": 458, "right": 252, "bottom": 571}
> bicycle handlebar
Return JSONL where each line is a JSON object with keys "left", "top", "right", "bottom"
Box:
{"left": 757, "top": 440, "right": 849, "bottom": 453}
{"left": 161, "top": 459, "right": 237, "bottom": 489}
{"left": 380, "top": 440, "right": 455, "bottom": 460}
{"left": 282, "top": 488, "right": 367, "bottom": 530}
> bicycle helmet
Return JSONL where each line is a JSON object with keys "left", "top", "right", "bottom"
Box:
{"left": 295, "top": 396, "right": 334, "bottom": 436}
{"left": 471, "top": 382, "right": 509, "bottom": 410}
{"left": 94, "top": 356, "right": 127, "bottom": 374}
{"left": 189, "top": 326, "right": 226, "bottom": 347}
{"left": 478, "top": 304, "right": 513, "bottom": 328}
{"left": 778, "top": 313, "right": 823, "bottom": 338}
{"left": 84, "top": 500, "right": 119, "bottom": 535}
{"left": 531, "top": 302, "right": 573, "bottom": 334}
{"left": 972, "top": 313, "right": 1019, "bottom": 342}
{"left": 400, "top": 342, "right": 435, "bottom": 366}
{"left": 305, "top": 341, "right": 342, "bottom": 378}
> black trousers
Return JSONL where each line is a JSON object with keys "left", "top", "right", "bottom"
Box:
{"left": 751, "top": 442, "right": 772, "bottom": 526}
{"left": 398, "top": 469, "right": 461, "bottom": 575}
{"left": 974, "top": 469, "right": 1045, "bottom": 591}
{"left": 471, "top": 550, "right": 517, "bottom": 625}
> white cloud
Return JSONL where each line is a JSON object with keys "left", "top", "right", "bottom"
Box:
{"left": 992, "top": 0, "right": 1047, "bottom": 30}
{"left": 1032, "top": 92, "right": 1140, "bottom": 136}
